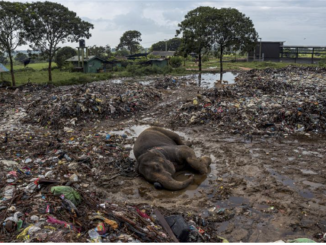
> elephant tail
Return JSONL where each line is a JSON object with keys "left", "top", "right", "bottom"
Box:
{"left": 157, "top": 173, "right": 194, "bottom": 191}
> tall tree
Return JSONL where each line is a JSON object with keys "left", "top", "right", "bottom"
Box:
{"left": 211, "top": 8, "right": 258, "bottom": 81}
{"left": 176, "top": 6, "right": 214, "bottom": 72}
{"left": 151, "top": 38, "right": 181, "bottom": 51}
{"left": 54, "top": 46, "right": 77, "bottom": 68}
{"left": 24, "top": 1, "right": 93, "bottom": 82}
{"left": 116, "top": 30, "right": 142, "bottom": 55}
{"left": 0, "top": 1, "right": 27, "bottom": 86}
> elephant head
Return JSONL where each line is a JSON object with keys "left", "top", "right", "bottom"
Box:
{"left": 137, "top": 151, "right": 194, "bottom": 191}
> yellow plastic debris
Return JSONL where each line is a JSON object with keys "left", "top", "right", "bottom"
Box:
{"left": 17, "top": 225, "right": 34, "bottom": 240}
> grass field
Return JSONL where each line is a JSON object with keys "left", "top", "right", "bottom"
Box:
{"left": 1, "top": 59, "right": 320, "bottom": 86}
{"left": 183, "top": 57, "right": 318, "bottom": 71}
{"left": 9, "top": 62, "right": 57, "bottom": 71}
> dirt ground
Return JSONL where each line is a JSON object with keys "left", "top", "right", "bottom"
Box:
{"left": 98, "top": 83, "right": 326, "bottom": 242}
{"left": 1, "top": 67, "right": 326, "bottom": 242}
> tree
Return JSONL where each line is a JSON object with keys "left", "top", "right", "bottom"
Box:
{"left": 116, "top": 30, "right": 142, "bottom": 55}
{"left": 54, "top": 46, "right": 77, "bottom": 68}
{"left": 114, "top": 48, "right": 130, "bottom": 57}
{"left": 151, "top": 38, "right": 181, "bottom": 51}
{"left": 88, "top": 45, "right": 112, "bottom": 60}
{"left": 0, "top": 52, "right": 8, "bottom": 65}
{"left": 15, "top": 52, "right": 28, "bottom": 64}
{"left": 0, "top": 1, "right": 27, "bottom": 86}
{"left": 176, "top": 6, "right": 214, "bottom": 72}
{"left": 211, "top": 8, "right": 258, "bottom": 81}
{"left": 24, "top": 1, "right": 94, "bottom": 82}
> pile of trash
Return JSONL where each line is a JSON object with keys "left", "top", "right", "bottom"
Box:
{"left": 169, "top": 67, "right": 326, "bottom": 136}
{"left": 22, "top": 82, "right": 162, "bottom": 129}
{"left": 154, "top": 76, "right": 180, "bottom": 89}
{"left": 0, "top": 132, "right": 223, "bottom": 243}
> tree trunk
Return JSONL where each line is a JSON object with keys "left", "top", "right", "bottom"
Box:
{"left": 198, "top": 52, "right": 202, "bottom": 72}
{"left": 48, "top": 59, "right": 52, "bottom": 82}
{"left": 8, "top": 52, "right": 15, "bottom": 87}
{"left": 219, "top": 47, "right": 223, "bottom": 82}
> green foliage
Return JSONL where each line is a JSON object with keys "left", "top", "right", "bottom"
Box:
{"left": 318, "top": 55, "right": 326, "bottom": 67}
{"left": 23, "top": 1, "right": 94, "bottom": 81}
{"left": 0, "top": 53, "right": 8, "bottom": 65}
{"left": 88, "top": 45, "right": 112, "bottom": 60}
{"left": 116, "top": 30, "right": 142, "bottom": 55}
{"left": 114, "top": 48, "right": 130, "bottom": 57}
{"left": 202, "top": 55, "right": 209, "bottom": 62}
{"left": 151, "top": 38, "right": 181, "bottom": 51}
{"left": 176, "top": 6, "right": 215, "bottom": 71}
{"left": 210, "top": 8, "right": 258, "bottom": 80}
{"left": 14, "top": 52, "right": 28, "bottom": 63}
{"left": 169, "top": 56, "right": 182, "bottom": 68}
{"left": 0, "top": 1, "right": 27, "bottom": 86}
{"left": 54, "top": 46, "right": 77, "bottom": 68}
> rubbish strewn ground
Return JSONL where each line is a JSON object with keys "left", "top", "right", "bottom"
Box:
{"left": 0, "top": 66, "right": 326, "bottom": 242}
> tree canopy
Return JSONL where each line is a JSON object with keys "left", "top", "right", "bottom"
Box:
{"left": 24, "top": 1, "right": 94, "bottom": 81}
{"left": 151, "top": 38, "right": 181, "bottom": 51}
{"left": 176, "top": 6, "right": 215, "bottom": 72}
{"left": 116, "top": 30, "right": 142, "bottom": 55}
{"left": 211, "top": 8, "right": 258, "bottom": 80}
{"left": 176, "top": 6, "right": 258, "bottom": 75}
{"left": 88, "top": 45, "right": 112, "bottom": 60}
{"left": 0, "top": 1, "right": 27, "bottom": 86}
{"left": 54, "top": 46, "right": 77, "bottom": 68}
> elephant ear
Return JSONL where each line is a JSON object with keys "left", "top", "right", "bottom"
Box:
{"left": 153, "top": 172, "right": 194, "bottom": 191}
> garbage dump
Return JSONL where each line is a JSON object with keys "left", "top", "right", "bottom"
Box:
{"left": 1, "top": 65, "right": 326, "bottom": 242}
{"left": 168, "top": 66, "right": 326, "bottom": 136}
{"left": 22, "top": 83, "right": 162, "bottom": 129}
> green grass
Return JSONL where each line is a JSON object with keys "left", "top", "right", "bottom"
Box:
{"left": 184, "top": 57, "right": 318, "bottom": 71}
{"left": 1, "top": 60, "right": 319, "bottom": 87}
{"left": 1, "top": 68, "right": 113, "bottom": 86}
{"left": 7, "top": 62, "right": 57, "bottom": 71}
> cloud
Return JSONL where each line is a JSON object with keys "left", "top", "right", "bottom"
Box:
{"left": 8, "top": 0, "right": 326, "bottom": 48}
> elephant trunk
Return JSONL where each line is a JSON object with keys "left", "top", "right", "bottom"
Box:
{"left": 157, "top": 174, "right": 194, "bottom": 191}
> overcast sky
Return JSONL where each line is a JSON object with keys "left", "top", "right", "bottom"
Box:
{"left": 13, "top": 0, "right": 326, "bottom": 50}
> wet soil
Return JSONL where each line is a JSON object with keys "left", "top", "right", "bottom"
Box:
{"left": 85, "top": 78, "right": 326, "bottom": 242}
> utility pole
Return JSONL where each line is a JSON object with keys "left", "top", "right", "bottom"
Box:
{"left": 259, "top": 38, "right": 262, "bottom": 61}
{"left": 165, "top": 39, "right": 167, "bottom": 52}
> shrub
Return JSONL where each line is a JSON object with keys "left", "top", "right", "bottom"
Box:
{"left": 169, "top": 56, "right": 182, "bottom": 68}
{"left": 202, "top": 55, "right": 209, "bottom": 62}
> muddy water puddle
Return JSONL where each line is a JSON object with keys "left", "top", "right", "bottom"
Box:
{"left": 183, "top": 72, "right": 238, "bottom": 88}
{"left": 266, "top": 166, "right": 315, "bottom": 199}
{"left": 107, "top": 72, "right": 238, "bottom": 88}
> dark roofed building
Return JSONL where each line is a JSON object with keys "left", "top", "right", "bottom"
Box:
{"left": 248, "top": 41, "right": 285, "bottom": 62}
{"left": 66, "top": 55, "right": 105, "bottom": 73}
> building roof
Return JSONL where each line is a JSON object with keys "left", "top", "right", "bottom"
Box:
{"left": 0, "top": 63, "right": 9, "bottom": 73}
{"left": 150, "top": 51, "right": 175, "bottom": 57}
{"left": 65, "top": 55, "right": 105, "bottom": 62}
{"left": 283, "top": 45, "right": 326, "bottom": 49}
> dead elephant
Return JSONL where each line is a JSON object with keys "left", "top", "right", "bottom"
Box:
{"left": 133, "top": 127, "right": 211, "bottom": 191}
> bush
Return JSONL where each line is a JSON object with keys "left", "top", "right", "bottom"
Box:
{"left": 169, "top": 56, "right": 182, "bottom": 68}
{"left": 202, "top": 55, "right": 209, "bottom": 62}
{"left": 318, "top": 56, "right": 326, "bottom": 67}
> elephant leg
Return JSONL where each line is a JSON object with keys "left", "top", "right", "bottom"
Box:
{"left": 151, "top": 172, "right": 194, "bottom": 191}
{"left": 186, "top": 156, "right": 211, "bottom": 174}
{"left": 176, "top": 146, "right": 211, "bottom": 174}
{"left": 150, "top": 127, "right": 186, "bottom": 145}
